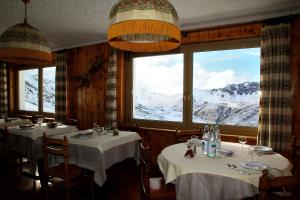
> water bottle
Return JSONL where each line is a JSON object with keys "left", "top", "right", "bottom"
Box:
{"left": 214, "top": 124, "right": 221, "bottom": 151}
{"left": 207, "top": 126, "right": 216, "bottom": 158}
{"left": 201, "top": 124, "right": 209, "bottom": 155}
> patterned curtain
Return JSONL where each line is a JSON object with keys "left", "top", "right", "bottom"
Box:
{"left": 105, "top": 48, "right": 117, "bottom": 128}
{"left": 0, "top": 63, "right": 7, "bottom": 115}
{"left": 55, "top": 53, "right": 67, "bottom": 123}
{"left": 258, "top": 23, "right": 291, "bottom": 152}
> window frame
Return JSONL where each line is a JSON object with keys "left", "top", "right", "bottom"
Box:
{"left": 125, "top": 37, "right": 261, "bottom": 137}
{"left": 16, "top": 65, "right": 56, "bottom": 117}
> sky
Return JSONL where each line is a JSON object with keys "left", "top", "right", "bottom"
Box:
{"left": 133, "top": 47, "right": 260, "bottom": 94}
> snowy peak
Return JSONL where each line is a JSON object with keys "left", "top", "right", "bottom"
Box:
{"left": 211, "top": 82, "right": 259, "bottom": 96}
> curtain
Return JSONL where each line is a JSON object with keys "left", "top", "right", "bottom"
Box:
{"left": 258, "top": 23, "right": 291, "bottom": 152}
{"left": 105, "top": 48, "right": 117, "bottom": 128}
{"left": 0, "top": 63, "right": 7, "bottom": 115}
{"left": 55, "top": 53, "right": 67, "bottom": 123}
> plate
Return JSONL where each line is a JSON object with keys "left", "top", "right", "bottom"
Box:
{"left": 241, "top": 161, "right": 269, "bottom": 170}
{"left": 19, "top": 124, "right": 34, "bottom": 129}
{"left": 255, "top": 146, "right": 273, "bottom": 153}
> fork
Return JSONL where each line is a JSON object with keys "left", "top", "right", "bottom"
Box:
{"left": 227, "top": 163, "right": 250, "bottom": 175}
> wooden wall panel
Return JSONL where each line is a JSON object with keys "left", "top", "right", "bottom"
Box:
{"left": 181, "top": 23, "right": 261, "bottom": 45}
{"left": 67, "top": 43, "right": 109, "bottom": 130}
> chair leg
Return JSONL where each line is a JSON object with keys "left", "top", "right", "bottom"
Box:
{"left": 91, "top": 180, "right": 94, "bottom": 200}
{"left": 19, "top": 157, "right": 23, "bottom": 175}
{"left": 66, "top": 188, "right": 70, "bottom": 200}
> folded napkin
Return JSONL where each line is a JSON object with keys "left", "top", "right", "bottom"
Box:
{"left": 219, "top": 148, "right": 234, "bottom": 156}
{"left": 71, "top": 129, "right": 94, "bottom": 139}
{"left": 184, "top": 149, "right": 194, "bottom": 158}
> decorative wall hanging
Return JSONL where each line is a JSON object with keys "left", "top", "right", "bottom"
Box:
{"left": 72, "top": 56, "right": 106, "bottom": 88}
{"left": 107, "top": 0, "right": 181, "bottom": 52}
{"left": 0, "top": 0, "right": 52, "bottom": 65}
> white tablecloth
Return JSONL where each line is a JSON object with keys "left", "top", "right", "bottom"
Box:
{"left": 158, "top": 142, "right": 292, "bottom": 200}
{"left": 54, "top": 130, "right": 141, "bottom": 186}
{"left": 0, "top": 119, "right": 32, "bottom": 129}
{"left": 8, "top": 124, "right": 78, "bottom": 174}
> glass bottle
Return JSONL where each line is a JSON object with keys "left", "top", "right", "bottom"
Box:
{"left": 207, "top": 126, "right": 216, "bottom": 158}
{"left": 201, "top": 124, "right": 209, "bottom": 155}
{"left": 214, "top": 124, "right": 221, "bottom": 151}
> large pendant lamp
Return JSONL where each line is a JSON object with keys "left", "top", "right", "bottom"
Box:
{"left": 0, "top": 0, "right": 52, "bottom": 65}
{"left": 107, "top": 0, "right": 181, "bottom": 52}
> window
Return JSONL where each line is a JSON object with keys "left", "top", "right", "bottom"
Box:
{"left": 43, "top": 67, "right": 56, "bottom": 113}
{"left": 192, "top": 48, "right": 260, "bottom": 127}
{"left": 19, "top": 69, "right": 39, "bottom": 111}
{"left": 19, "top": 66, "right": 56, "bottom": 113}
{"left": 132, "top": 54, "right": 184, "bottom": 122}
{"left": 127, "top": 38, "right": 260, "bottom": 131}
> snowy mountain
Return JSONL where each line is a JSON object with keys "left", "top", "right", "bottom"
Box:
{"left": 24, "top": 69, "right": 55, "bottom": 112}
{"left": 134, "top": 82, "right": 259, "bottom": 127}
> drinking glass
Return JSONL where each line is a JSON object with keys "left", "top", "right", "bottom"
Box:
{"left": 37, "top": 118, "right": 43, "bottom": 129}
{"left": 248, "top": 146, "right": 256, "bottom": 162}
{"left": 239, "top": 136, "right": 247, "bottom": 154}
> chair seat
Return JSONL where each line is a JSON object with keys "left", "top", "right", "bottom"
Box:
{"left": 149, "top": 177, "right": 176, "bottom": 200}
{"left": 48, "top": 163, "right": 84, "bottom": 180}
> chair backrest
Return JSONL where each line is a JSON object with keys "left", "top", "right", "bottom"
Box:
{"left": 175, "top": 129, "right": 202, "bottom": 143}
{"left": 140, "top": 140, "right": 151, "bottom": 200}
{"left": 258, "top": 170, "right": 300, "bottom": 200}
{"left": 65, "top": 118, "right": 79, "bottom": 128}
{"left": 32, "top": 114, "right": 44, "bottom": 124}
{"left": 0, "top": 127, "right": 9, "bottom": 158}
{"left": 42, "top": 133, "right": 70, "bottom": 184}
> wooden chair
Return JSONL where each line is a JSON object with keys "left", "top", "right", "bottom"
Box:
{"left": 31, "top": 114, "right": 44, "bottom": 124}
{"left": 290, "top": 135, "right": 300, "bottom": 175}
{"left": 139, "top": 141, "right": 176, "bottom": 200}
{"left": 42, "top": 133, "right": 94, "bottom": 200}
{"left": 258, "top": 169, "right": 300, "bottom": 200}
{"left": 65, "top": 118, "right": 79, "bottom": 129}
{"left": 175, "top": 128, "right": 202, "bottom": 143}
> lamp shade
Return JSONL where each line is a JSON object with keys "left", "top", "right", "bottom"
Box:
{"left": 0, "top": 22, "right": 52, "bottom": 65}
{"left": 108, "top": 0, "right": 181, "bottom": 52}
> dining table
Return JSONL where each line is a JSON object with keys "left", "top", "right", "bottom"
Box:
{"left": 52, "top": 129, "right": 141, "bottom": 186}
{"left": 8, "top": 123, "right": 79, "bottom": 177}
{"left": 0, "top": 118, "right": 32, "bottom": 129}
{"left": 157, "top": 142, "right": 292, "bottom": 200}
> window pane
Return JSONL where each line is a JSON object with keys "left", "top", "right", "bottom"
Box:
{"left": 43, "top": 67, "right": 56, "bottom": 113}
{"left": 133, "top": 54, "right": 184, "bottom": 122}
{"left": 19, "top": 69, "right": 39, "bottom": 111}
{"left": 192, "top": 48, "right": 260, "bottom": 127}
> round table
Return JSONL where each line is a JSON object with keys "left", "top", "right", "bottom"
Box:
{"left": 158, "top": 142, "right": 292, "bottom": 200}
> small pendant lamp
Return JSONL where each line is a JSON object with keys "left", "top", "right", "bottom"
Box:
{"left": 107, "top": 0, "right": 181, "bottom": 52}
{"left": 0, "top": 0, "right": 52, "bottom": 65}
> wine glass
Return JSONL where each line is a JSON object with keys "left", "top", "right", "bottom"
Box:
{"left": 248, "top": 146, "right": 256, "bottom": 162}
{"left": 239, "top": 136, "right": 247, "bottom": 154}
{"left": 37, "top": 117, "right": 43, "bottom": 129}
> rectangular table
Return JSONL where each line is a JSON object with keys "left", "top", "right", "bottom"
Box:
{"left": 53, "top": 130, "right": 141, "bottom": 186}
{"left": 8, "top": 123, "right": 79, "bottom": 175}
{"left": 0, "top": 118, "right": 32, "bottom": 129}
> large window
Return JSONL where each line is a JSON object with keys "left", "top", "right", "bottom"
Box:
{"left": 133, "top": 54, "right": 184, "bottom": 122}
{"left": 192, "top": 48, "right": 260, "bottom": 127}
{"left": 19, "top": 66, "right": 56, "bottom": 113}
{"left": 128, "top": 38, "right": 261, "bottom": 130}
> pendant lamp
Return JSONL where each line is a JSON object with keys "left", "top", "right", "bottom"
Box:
{"left": 107, "top": 0, "right": 181, "bottom": 52}
{"left": 0, "top": 0, "right": 52, "bottom": 65}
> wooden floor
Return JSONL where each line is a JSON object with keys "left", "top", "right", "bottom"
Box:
{"left": 0, "top": 158, "right": 140, "bottom": 200}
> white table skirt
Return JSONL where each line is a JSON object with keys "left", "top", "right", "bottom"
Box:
{"left": 54, "top": 131, "right": 141, "bottom": 186}
{"left": 158, "top": 142, "right": 292, "bottom": 200}
{"left": 8, "top": 124, "right": 78, "bottom": 174}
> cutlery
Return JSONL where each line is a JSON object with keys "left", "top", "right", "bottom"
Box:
{"left": 227, "top": 163, "right": 250, "bottom": 175}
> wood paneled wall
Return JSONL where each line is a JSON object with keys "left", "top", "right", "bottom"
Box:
{"left": 67, "top": 43, "right": 109, "bottom": 130}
